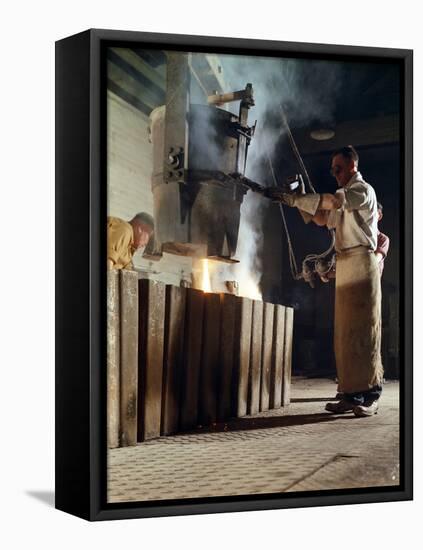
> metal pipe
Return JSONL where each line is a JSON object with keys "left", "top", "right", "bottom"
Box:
{"left": 207, "top": 90, "right": 249, "bottom": 105}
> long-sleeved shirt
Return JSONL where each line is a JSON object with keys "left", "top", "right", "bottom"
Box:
{"left": 327, "top": 172, "right": 379, "bottom": 252}
{"left": 107, "top": 216, "right": 135, "bottom": 270}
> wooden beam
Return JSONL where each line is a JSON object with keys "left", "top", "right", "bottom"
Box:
{"left": 233, "top": 297, "right": 253, "bottom": 417}
{"left": 132, "top": 48, "right": 167, "bottom": 72}
{"left": 260, "top": 302, "right": 274, "bottom": 412}
{"left": 161, "top": 285, "right": 186, "bottom": 435}
{"left": 107, "top": 59, "right": 162, "bottom": 114}
{"left": 138, "top": 279, "right": 166, "bottom": 441}
{"left": 119, "top": 270, "right": 139, "bottom": 447}
{"left": 180, "top": 289, "right": 204, "bottom": 430}
{"left": 110, "top": 47, "right": 166, "bottom": 91}
{"left": 107, "top": 270, "right": 120, "bottom": 449}
{"left": 248, "top": 300, "right": 263, "bottom": 415}
{"left": 204, "top": 54, "right": 227, "bottom": 92}
{"left": 199, "top": 293, "right": 221, "bottom": 426}
{"left": 282, "top": 306, "right": 294, "bottom": 407}
{"left": 270, "top": 305, "right": 286, "bottom": 409}
{"left": 218, "top": 293, "right": 237, "bottom": 421}
{"left": 189, "top": 53, "right": 226, "bottom": 97}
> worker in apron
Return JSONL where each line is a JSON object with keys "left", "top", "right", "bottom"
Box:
{"left": 269, "top": 145, "right": 383, "bottom": 417}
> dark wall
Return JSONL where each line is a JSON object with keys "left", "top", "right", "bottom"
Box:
{"left": 258, "top": 143, "right": 400, "bottom": 379}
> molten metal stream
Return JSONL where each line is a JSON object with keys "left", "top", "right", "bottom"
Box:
{"left": 201, "top": 259, "right": 212, "bottom": 293}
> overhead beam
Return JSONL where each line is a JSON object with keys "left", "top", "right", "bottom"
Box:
{"left": 190, "top": 53, "right": 227, "bottom": 95}
{"left": 109, "top": 47, "right": 166, "bottom": 91}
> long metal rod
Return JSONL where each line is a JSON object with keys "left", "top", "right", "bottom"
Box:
{"left": 278, "top": 104, "right": 336, "bottom": 266}
{"left": 266, "top": 151, "right": 301, "bottom": 280}
{"left": 279, "top": 105, "right": 316, "bottom": 193}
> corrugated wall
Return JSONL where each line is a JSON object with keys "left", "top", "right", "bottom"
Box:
{"left": 108, "top": 91, "right": 154, "bottom": 219}
{"left": 107, "top": 90, "right": 193, "bottom": 285}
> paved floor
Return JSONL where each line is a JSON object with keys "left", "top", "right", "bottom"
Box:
{"left": 107, "top": 378, "right": 400, "bottom": 502}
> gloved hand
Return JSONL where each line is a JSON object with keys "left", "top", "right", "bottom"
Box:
{"left": 266, "top": 188, "right": 321, "bottom": 215}
{"left": 265, "top": 187, "right": 288, "bottom": 202}
{"left": 265, "top": 174, "right": 304, "bottom": 203}
{"left": 281, "top": 193, "right": 297, "bottom": 207}
{"left": 296, "top": 177, "right": 314, "bottom": 223}
{"left": 265, "top": 188, "right": 297, "bottom": 206}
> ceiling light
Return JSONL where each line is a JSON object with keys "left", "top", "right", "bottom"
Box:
{"left": 310, "top": 128, "right": 335, "bottom": 141}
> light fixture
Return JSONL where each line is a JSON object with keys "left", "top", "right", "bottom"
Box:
{"left": 310, "top": 128, "right": 335, "bottom": 141}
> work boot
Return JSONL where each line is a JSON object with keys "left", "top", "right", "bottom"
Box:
{"left": 353, "top": 400, "right": 379, "bottom": 417}
{"left": 325, "top": 399, "right": 354, "bottom": 414}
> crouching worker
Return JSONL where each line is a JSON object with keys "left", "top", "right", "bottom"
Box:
{"left": 268, "top": 146, "right": 383, "bottom": 417}
{"left": 107, "top": 212, "right": 154, "bottom": 270}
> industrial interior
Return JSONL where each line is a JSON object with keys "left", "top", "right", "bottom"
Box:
{"left": 106, "top": 46, "right": 400, "bottom": 499}
{"left": 107, "top": 47, "right": 399, "bottom": 369}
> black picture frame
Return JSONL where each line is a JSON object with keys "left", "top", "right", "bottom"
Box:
{"left": 55, "top": 28, "right": 413, "bottom": 521}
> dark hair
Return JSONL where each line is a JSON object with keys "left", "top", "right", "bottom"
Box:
{"left": 132, "top": 211, "right": 154, "bottom": 230}
{"left": 377, "top": 202, "right": 383, "bottom": 212}
{"left": 331, "top": 145, "right": 359, "bottom": 165}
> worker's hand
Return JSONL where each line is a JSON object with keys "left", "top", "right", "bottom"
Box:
{"left": 281, "top": 193, "right": 296, "bottom": 206}
{"left": 265, "top": 187, "right": 296, "bottom": 206}
{"left": 265, "top": 187, "right": 285, "bottom": 201}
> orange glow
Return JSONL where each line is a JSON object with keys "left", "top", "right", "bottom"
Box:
{"left": 201, "top": 259, "right": 212, "bottom": 293}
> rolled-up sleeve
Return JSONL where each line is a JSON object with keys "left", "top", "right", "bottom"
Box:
{"left": 326, "top": 190, "right": 344, "bottom": 228}
{"left": 344, "top": 182, "right": 370, "bottom": 211}
{"left": 327, "top": 210, "right": 338, "bottom": 229}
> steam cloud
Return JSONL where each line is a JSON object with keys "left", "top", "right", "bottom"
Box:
{"left": 212, "top": 54, "right": 344, "bottom": 297}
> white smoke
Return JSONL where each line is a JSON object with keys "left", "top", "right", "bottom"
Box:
{"left": 219, "top": 55, "right": 344, "bottom": 161}
{"left": 215, "top": 54, "right": 344, "bottom": 298}
{"left": 231, "top": 192, "right": 265, "bottom": 299}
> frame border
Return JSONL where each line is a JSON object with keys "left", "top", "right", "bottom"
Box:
{"left": 55, "top": 28, "right": 413, "bottom": 521}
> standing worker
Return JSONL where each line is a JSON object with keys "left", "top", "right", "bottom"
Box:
{"left": 321, "top": 200, "right": 390, "bottom": 401}
{"left": 107, "top": 212, "right": 154, "bottom": 270}
{"left": 270, "top": 146, "right": 383, "bottom": 417}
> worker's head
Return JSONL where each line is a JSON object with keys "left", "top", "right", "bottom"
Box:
{"left": 377, "top": 201, "right": 383, "bottom": 222}
{"left": 330, "top": 145, "right": 359, "bottom": 187}
{"left": 130, "top": 212, "right": 154, "bottom": 249}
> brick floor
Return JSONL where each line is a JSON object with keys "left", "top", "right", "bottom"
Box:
{"left": 107, "top": 378, "right": 400, "bottom": 502}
